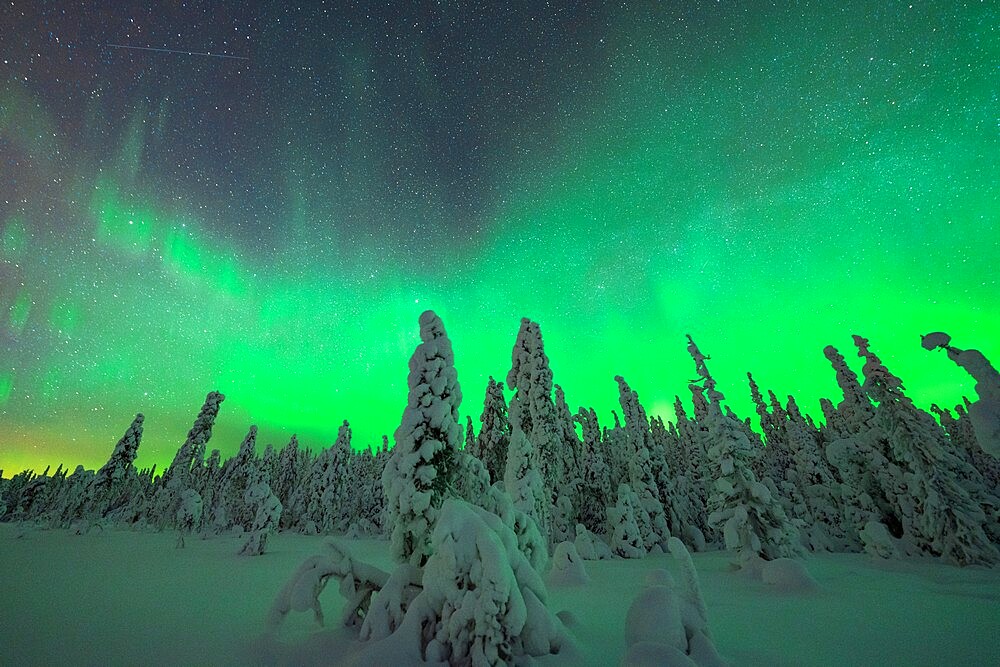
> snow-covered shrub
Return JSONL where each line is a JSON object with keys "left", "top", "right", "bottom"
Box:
{"left": 608, "top": 484, "right": 646, "bottom": 559}
{"left": 860, "top": 520, "right": 912, "bottom": 560}
{"left": 175, "top": 488, "right": 203, "bottom": 547}
{"left": 623, "top": 538, "right": 726, "bottom": 667}
{"left": 547, "top": 541, "right": 590, "bottom": 586}
{"left": 573, "top": 523, "right": 614, "bottom": 561}
{"left": 239, "top": 482, "right": 281, "bottom": 556}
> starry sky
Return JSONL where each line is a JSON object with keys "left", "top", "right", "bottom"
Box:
{"left": 1, "top": 1, "right": 997, "bottom": 473}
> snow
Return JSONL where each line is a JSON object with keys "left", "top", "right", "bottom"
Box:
{"left": 3, "top": 524, "right": 999, "bottom": 666}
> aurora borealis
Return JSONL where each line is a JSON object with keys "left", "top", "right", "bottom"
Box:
{"left": 1, "top": 1, "right": 997, "bottom": 473}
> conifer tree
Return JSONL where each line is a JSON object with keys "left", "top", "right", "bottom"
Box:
{"left": 505, "top": 425, "right": 549, "bottom": 540}
{"left": 273, "top": 435, "right": 301, "bottom": 512}
{"left": 855, "top": 335, "right": 999, "bottom": 565}
{"left": 822, "top": 344, "right": 911, "bottom": 545}
{"left": 506, "top": 318, "right": 563, "bottom": 499}
{"left": 382, "top": 310, "right": 462, "bottom": 566}
{"left": 90, "top": 413, "right": 144, "bottom": 516}
{"left": 923, "top": 332, "right": 1000, "bottom": 457}
{"left": 616, "top": 376, "right": 671, "bottom": 549}
{"left": 608, "top": 483, "right": 646, "bottom": 559}
{"left": 218, "top": 425, "right": 261, "bottom": 530}
{"left": 317, "top": 421, "right": 352, "bottom": 532}
{"left": 239, "top": 480, "right": 282, "bottom": 556}
{"left": 476, "top": 377, "right": 511, "bottom": 485}
{"left": 164, "top": 391, "right": 225, "bottom": 487}
{"left": 575, "top": 407, "right": 611, "bottom": 535}
{"left": 150, "top": 391, "right": 225, "bottom": 527}
{"left": 687, "top": 336, "right": 801, "bottom": 562}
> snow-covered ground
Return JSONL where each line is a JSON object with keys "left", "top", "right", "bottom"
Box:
{"left": 2, "top": 524, "right": 998, "bottom": 666}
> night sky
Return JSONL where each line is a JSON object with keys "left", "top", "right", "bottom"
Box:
{"left": 1, "top": 1, "right": 997, "bottom": 473}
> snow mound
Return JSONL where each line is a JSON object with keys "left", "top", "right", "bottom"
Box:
{"left": 574, "top": 523, "right": 614, "bottom": 560}
{"left": 760, "top": 557, "right": 819, "bottom": 592}
{"left": 547, "top": 540, "right": 590, "bottom": 587}
{"left": 622, "top": 539, "right": 727, "bottom": 666}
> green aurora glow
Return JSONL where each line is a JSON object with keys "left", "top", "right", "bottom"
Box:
{"left": 1, "top": 2, "right": 997, "bottom": 473}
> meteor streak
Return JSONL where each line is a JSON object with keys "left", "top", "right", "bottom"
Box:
{"left": 106, "top": 44, "right": 248, "bottom": 61}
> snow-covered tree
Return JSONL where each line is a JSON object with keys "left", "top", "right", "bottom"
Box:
{"left": 506, "top": 318, "right": 563, "bottom": 513}
{"left": 575, "top": 407, "right": 611, "bottom": 535}
{"left": 504, "top": 426, "right": 549, "bottom": 540}
{"left": 175, "top": 488, "right": 203, "bottom": 547}
{"left": 273, "top": 435, "right": 301, "bottom": 516}
{"left": 686, "top": 336, "right": 801, "bottom": 562}
{"left": 316, "top": 421, "right": 352, "bottom": 533}
{"left": 415, "top": 499, "right": 567, "bottom": 664}
{"left": 616, "top": 375, "right": 671, "bottom": 550}
{"left": 623, "top": 539, "right": 725, "bottom": 667}
{"left": 217, "top": 425, "right": 260, "bottom": 531}
{"left": 164, "top": 391, "right": 225, "bottom": 487}
{"left": 475, "top": 377, "right": 511, "bottom": 485}
{"left": 822, "top": 344, "right": 909, "bottom": 545}
{"left": 382, "top": 310, "right": 462, "bottom": 566}
{"left": 608, "top": 483, "right": 646, "bottom": 559}
{"left": 856, "top": 335, "right": 999, "bottom": 566}
{"left": 89, "top": 413, "right": 144, "bottom": 517}
{"left": 923, "top": 332, "right": 1000, "bottom": 457}
{"left": 150, "top": 391, "right": 225, "bottom": 527}
{"left": 239, "top": 481, "right": 282, "bottom": 556}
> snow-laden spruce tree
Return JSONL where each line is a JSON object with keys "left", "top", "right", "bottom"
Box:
{"left": 217, "top": 425, "right": 260, "bottom": 531}
{"left": 413, "top": 499, "right": 567, "bottom": 664}
{"left": 651, "top": 415, "right": 702, "bottom": 549}
{"left": 505, "top": 424, "right": 550, "bottom": 541}
{"left": 382, "top": 310, "right": 462, "bottom": 566}
{"left": 239, "top": 479, "right": 282, "bottom": 556}
{"left": 175, "top": 488, "right": 203, "bottom": 547}
{"left": 553, "top": 384, "right": 582, "bottom": 488}
{"left": 785, "top": 411, "right": 848, "bottom": 551}
{"left": 932, "top": 403, "right": 1000, "bottom": 496}
{"left": 475, "top": 377, "right": 511, "bottom": 485}
{"left": 616, "top": 376, "right": 671, "bottom": 550}
{"left": 506, "top": 318, "right": 563, "bottom": 517}
{"left": 687, "top": 335, "right": 802, "bottom": 563}
{"left": 674, "top": 396, "right": 712, "bottom": 541}
{"left": 273, "top": 435, "right": 301, "bottom": 517}
{"left": 923, "top": 332, "right": 1000, "bottom": 457}
{"left": 164, "top": 391, "right": 225, "bottom": 487}
{"left": 88, "top": 413, "right": 144, "bottom": 517}
{"left": 574, "top": 407, "right": 611, "bottom": 535}
{"left": 821, "top": 344, "right": 910, "bottom": 548}
{"left": 608, "top": 483, "right": 646, "bottom": 559}
{"left": 317, "top": 420, "right": 352, "bottom": 533}
{"left": 149, "top": 391, "right": 225, "bottom": 527}
{"left": 855, "top": 335, "right": 1000, "bottom": 566}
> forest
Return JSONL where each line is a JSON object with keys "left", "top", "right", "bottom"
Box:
{"left": 2, "top": 312, "right": 998, "bottom": 665}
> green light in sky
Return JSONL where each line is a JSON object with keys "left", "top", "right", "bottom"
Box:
{"left": 0, "top": 374, "right": 12, "bottom": 406}
{"left": 1, "top": 1, "right": 997, "bottom": 474}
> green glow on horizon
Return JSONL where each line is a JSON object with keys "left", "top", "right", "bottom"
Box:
{"left": 1, "top": 1, "right": 997, "bottom": 474}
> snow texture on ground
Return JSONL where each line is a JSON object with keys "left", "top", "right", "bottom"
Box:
{"left": 2, "top": 524, "right": 999, "bottom": 666}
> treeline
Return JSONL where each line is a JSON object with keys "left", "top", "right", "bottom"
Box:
{"left": 1, "top": 315, "right": 998, "bottom": 567}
